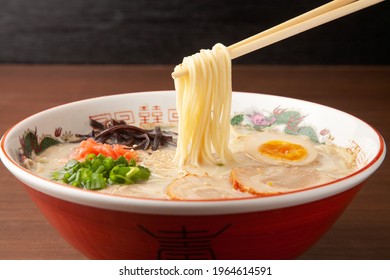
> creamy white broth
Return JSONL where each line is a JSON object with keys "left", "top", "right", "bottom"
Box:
{"left": 29, "top": 129, "right": 357, "bottom": 200}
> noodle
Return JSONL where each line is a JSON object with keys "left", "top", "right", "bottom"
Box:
{"left": 174, "top": 43, "right": 234, "bottom": 167}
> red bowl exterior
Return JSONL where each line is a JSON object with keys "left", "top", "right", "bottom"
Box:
{"left": 23, "top": 182, "right": 363, "bottom": 260}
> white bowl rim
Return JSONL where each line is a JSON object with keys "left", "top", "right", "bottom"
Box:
{"left": 0, "top": 90, "right": 386, "bottom": 216}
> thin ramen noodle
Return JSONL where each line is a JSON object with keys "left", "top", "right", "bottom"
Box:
{"left": 174, "top": 43, "right": 234, "bottom": 167}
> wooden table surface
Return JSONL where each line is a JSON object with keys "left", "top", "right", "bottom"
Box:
{"left": 0, "top": 65, "right": 389, "bottom": 260}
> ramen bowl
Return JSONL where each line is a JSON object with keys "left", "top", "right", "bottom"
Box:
{"left": 0, "top": 91, "right": 385, "bottom": 259}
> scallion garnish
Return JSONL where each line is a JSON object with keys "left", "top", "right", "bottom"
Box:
{"left": 52, "top": 154, "right": 150, "bottom": 190}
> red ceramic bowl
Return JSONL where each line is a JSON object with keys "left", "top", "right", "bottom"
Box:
{"left": 0, "top": 91, "right": 386, "bottom": 259}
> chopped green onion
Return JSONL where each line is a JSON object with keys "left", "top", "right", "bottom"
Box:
{"left": 52, "top": 153, "right": 150, "bottom": 190}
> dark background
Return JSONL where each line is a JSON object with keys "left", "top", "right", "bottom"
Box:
{"left": 0, "top": 0, "right": 388, "bottom": 65}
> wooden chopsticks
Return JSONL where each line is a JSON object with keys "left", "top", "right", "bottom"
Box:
{"left": 172, "top": 0, "right": 383, "bottom": 79}
{"left": 227, "top": 0, "right": 356, "bottom": 56}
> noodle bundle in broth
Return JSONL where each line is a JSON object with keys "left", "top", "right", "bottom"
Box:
{"left": 174, "top": 43, "right": 234, "bottom": 167}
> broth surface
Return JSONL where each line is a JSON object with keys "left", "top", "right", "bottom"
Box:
{"left": 28, "top": 129, "right": 357, "bottom": 200}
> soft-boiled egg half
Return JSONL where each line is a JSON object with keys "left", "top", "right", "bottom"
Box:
{"left": 244, "top": 132, "right": 318, "bottom": 166}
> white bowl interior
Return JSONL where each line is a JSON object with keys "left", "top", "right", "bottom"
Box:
{"left": 0, "top": 91, "right": 386, "bottom": 215}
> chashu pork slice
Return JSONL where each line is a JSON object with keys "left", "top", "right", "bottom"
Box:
{"left": 231, "top": 165, "right": 334, "bottom": 196}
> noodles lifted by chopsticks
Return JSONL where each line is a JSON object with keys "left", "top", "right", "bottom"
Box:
{"left": 174, "top": 43, "right": 234, "bottom": 167}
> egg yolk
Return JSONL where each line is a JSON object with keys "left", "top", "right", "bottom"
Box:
{"left": 258, "top": 140, "right": 308, "bottom": 161}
